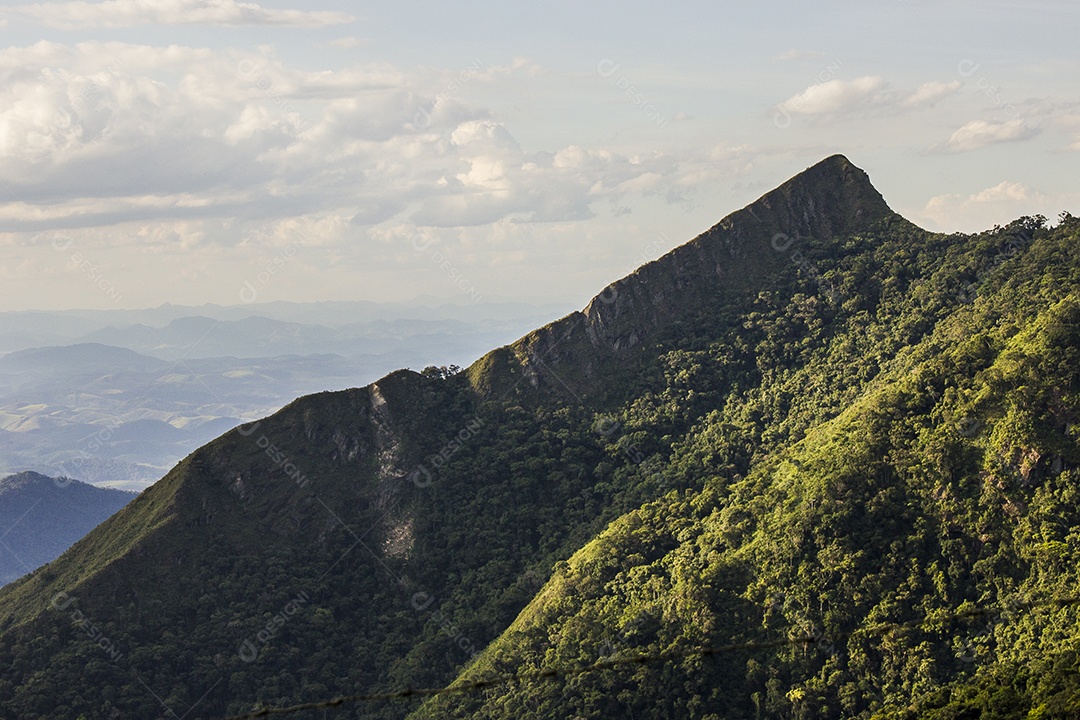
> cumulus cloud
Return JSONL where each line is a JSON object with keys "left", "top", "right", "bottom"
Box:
{"left": 778, "top": 76, "right": 887, "bottom": 116}
{"left": 406, "top": 129, "right": 674, "bottom": 227}
{"left": 945, "top": 118, "right": 1038, "bottom": 152}
{"left": 1057, "top": 113, "right": 1080, "bottom": 151}
{"left": 9, "top": 0, "right": 355, "bottom": 28}
{"left": 967, "top": 181, "right": 1032, "bottom": 203}
{"left": 322, "top": 37, "right": 370, "bottom": 50}
{"left": 775, "top": 77, "right": 966, "bottom": 127}
{"left": 0, "top": 42, "right": 686, "bottom": 243}
{"left": 916, "top": 181, "right": 1077, "bottom": 232}
{"left": 903, "top": 80, "right": 962, "bottom": 107}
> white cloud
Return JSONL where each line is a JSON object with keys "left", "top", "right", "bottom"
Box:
{"left": 945, "top": 118, "right": 1038, "bottom": 152}
{"left": 322, "top": 37, "right": 370, "bottom": 50}
{"left": 968, "top": 181, "right": 1031, "bottom": 203}
{"left": 1057, "top": 113, "right": 1080, "bottom": 151}
{"left": 0, "top": 42, "right": 686, "bottom": 243}
{"left": 916, "top": 181, "right": 1078, "bottom": 232}
{"left": 903, "top": 80, "right": 962, "bottom": 107}
{"left": 775, "top": 77, "right": 968, "bottom": 127}
{"left": 778, "top": 76, "right": 886, "bottom": 116}
{"left": 10, "top": 0, "right": 355, "bottom": 28}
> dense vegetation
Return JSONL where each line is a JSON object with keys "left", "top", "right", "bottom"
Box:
{"left": 420, "top": 214, "right": 1080, "bottom": 719}
{"left": 0, "top": 157, "right": 1076, "bottom": 719}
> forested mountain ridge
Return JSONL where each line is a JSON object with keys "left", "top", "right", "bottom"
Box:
{"left": 465, "top": 154, "right": 897, "bottom": 404}
{"left": 0, "top": 156, "right": 1076, "bottom": 719}
{"left": 420, "top": 236, "right": 1080, "bottom": 718}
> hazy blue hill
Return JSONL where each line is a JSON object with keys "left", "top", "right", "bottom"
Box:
{"left": 0, "top": 313, "right": 100, "bottom": 352}
{"left": 81, "top": 315, "right": 338, "bottom": 359}
{"left": 0, "top": 471, "right": 135, "bottom": 585}
{"left": 79, "top": 314, "right": 565, "bottom": 360}
{"left": 0, "top": 342, "right": 165, "bottom": 375}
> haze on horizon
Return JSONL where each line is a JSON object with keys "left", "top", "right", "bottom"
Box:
{"left": 1, "top": 0, "right": 1077, "bottom": 312}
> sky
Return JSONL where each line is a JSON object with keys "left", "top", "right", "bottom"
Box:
{"left": 0, "top": 0, "right": 1077, "bottom": 311}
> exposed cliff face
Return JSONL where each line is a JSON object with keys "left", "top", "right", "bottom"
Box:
{"left": 472, "top": 155, "right": 898, "bottom": 402}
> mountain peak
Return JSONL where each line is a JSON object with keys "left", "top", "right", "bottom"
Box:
{"left": 733, "top": 154, "right": 894, "bottom": 240}
{"left": 465, "top": 156, "right": 901, "bottom": 402}
{"left": 0, "top": 471, "right": 54, "bottom": 492}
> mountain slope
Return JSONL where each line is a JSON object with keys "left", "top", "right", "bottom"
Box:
{"left": 0, "top": 472, "right": 136, "bottom": 585}
{"left": 0, "top": 157, "right": 1074, "bottom": 720}
{"left": 419, "top": 260, "right": 1080, "bottom": 717}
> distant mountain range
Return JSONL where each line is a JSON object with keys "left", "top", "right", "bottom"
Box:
{"left": 0, "top": 298, "right": 572, "bottom": 355}
{"left": 80, "top": 314, "right": 542, "bottom": 360}
{"left": 0, "top": 300, "right": 571, "bottom": 488}
{"left": 0, "top": 471, "right": 135, "bottom": 585}
{"left": 0, "top": 156, "right": 1076, "bottom": 718}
